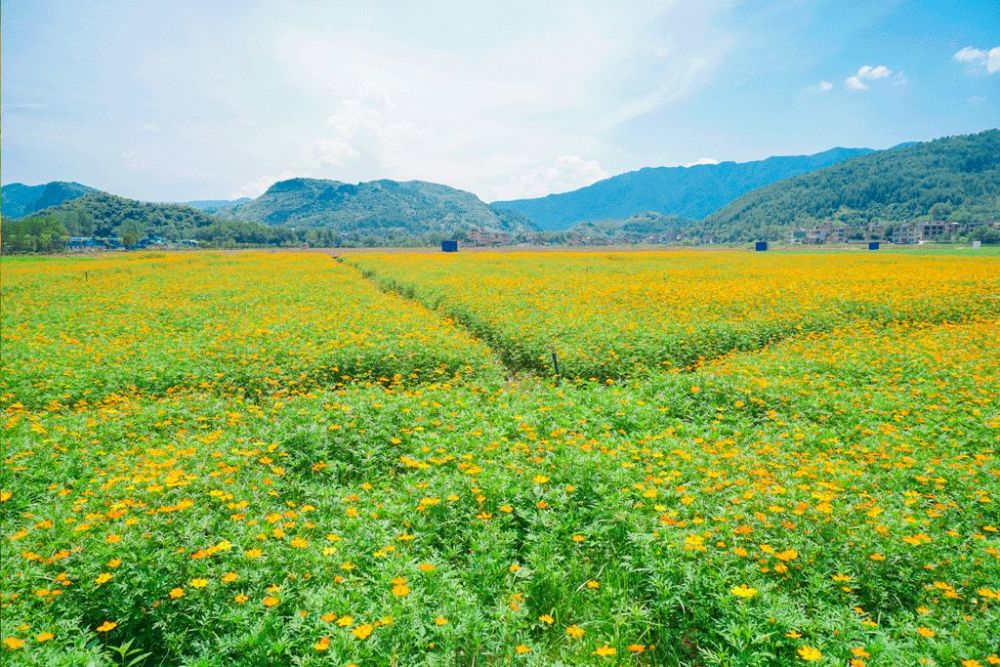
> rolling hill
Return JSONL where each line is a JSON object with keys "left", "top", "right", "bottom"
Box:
{"left": 702, "top": 129, "right": 1000, "bottom": 240}
{"left": 492, "top": 147, "right": 873, "bottom": 230}
{"left": 224, "top": 177, "right": 537, "bottom": 244}
{"left": 2, "top": 181, "right": 98, "bottom": 218}
{"left": 22, "top": 192, "right": 221, "bottom": 238}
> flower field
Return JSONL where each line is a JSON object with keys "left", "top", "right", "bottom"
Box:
{"left": 345, "top": 250, "right": 1000, "bottom": 379}
{"left": 1, "top": 250, "right": 998, "bottom": 666}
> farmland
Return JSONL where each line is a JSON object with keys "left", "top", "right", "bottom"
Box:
{"left": 1, "top": 250, "right": 998, "bottom": 666}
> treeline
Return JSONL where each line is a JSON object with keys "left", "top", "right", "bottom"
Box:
{"left": 2, "top": 216, "right": 69, "bottom": 253}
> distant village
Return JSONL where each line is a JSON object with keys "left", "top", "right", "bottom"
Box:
{"left": 54, "top": 219, "right": 1000, "bottom": 252}
{"left": 784, "top": 220, "right": 1000, "bottom": 245}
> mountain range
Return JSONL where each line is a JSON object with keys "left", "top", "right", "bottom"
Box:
{"left": 491, "top": 147, "right": 874, "bottom": 230}
{"left": 1, "top": 181, "right": 98, "bottom": 218}
{"left": 4, "top": 129, "right": 997, "bottom": 249}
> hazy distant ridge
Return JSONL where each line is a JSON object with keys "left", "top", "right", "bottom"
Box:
{"left": 492, "top": 147, "right": 873, "bottom": 230}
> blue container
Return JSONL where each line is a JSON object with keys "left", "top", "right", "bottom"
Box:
{"left": 754, "top": 241, "right": 768, "bottom": 252}
{"left": 868, "top": 241, "right": 880, "bottom": 250}
{"left": 441, "top": 240, "right": 458, "bottom": 252}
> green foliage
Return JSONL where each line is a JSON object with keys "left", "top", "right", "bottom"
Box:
{"left": 1, "top": 250, "right": 997, "bottom": 666}
{"left": 1, "top": 215, "right": 69, "bottom": 253}
{"left": 493, "top": 148, "right": 873, "bottom": 230}
{"left": 19, "top": 193, "right": 219, "bottom": 240}
{"left": 226, "top": 178, "right": 537, "bottom": 245}
{"left": 704, "top": 129, "right": 1000, "bottom": 240}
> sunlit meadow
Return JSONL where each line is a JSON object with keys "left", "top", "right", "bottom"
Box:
{"left": 1, "top": 250, "right": 998, "bottom": 666}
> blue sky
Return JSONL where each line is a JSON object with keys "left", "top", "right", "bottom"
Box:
{"left": 2, "top": 0, "right": 997, "bottom": 202}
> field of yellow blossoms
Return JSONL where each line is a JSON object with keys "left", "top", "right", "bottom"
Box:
{"left": 1, "top": 249, "right": 998, "bottom": 666}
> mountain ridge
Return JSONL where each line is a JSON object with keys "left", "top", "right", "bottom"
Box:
{"left": 702, "top": 129, "right": 1000, "bottom": 240}
{"left": 492, "top": 147, "right": 874, "bottom": 230}
{"left": 2, "top": 181, "right": 99, "bottom": 218}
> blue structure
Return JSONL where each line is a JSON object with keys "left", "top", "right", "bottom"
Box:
{"left": 868, "top": 241, "right": 880, "bottom": 250}
{"left": 441, "top": 240, "right": 458, "bottom": 252}
{"left": 754, "top": 241, "right": 768, "bottom": 252}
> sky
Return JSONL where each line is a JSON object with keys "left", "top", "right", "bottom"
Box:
{"left": 2, "top": 0, "right": 998, "bottom": 203}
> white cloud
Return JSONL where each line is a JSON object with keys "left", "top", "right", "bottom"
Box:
{"left": 845, "top": 64, "right": 899, "bottom": 91}
{"left": 817, "top": 80, "right": 833, "bottom": 92}
{"left": 683, "top": 157, "right": 720, "bottom": 167}
{"left": 246, "top": 3, "right": 732, "bottom": 200}
{"left": 954, "top": 46, "right": 1000, "bottom": 74}
{"left": 497, "top": 155, "right": 609, "bottom": 199}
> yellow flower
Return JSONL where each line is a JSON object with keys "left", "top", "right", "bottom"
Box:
{"left": 731, "top": 584, "right": 758, "bottom": 599}
{"left": 95, "top": 572, "right": 114, "bottom": 585}
{"left": 392, "top": 583, "right": 411, "bottom": 597}
{"left": 234, "top": 593, "right": 248, "bottom": 604}
{"left": 337, "top": 616, "right": 354, "bottom": 627}
{"left": 533, "top": 475, "right": 549, "bottom": 484}
{"left": 222, "top": 572, "right": 238, "bottom": 583}
{"left": 417, "top": 562, "right": 436, "bottom": 572}
{"left": 190, "top": 578, "right": 208, "bottom": 589}
{"left": 628, "top": 644, "right": 646, "bottom": 653}
{"left": 798, "top": 646, "right": 822, "bottom": 661}
{"left": 515, "top": 644, "right": 531, "bottom": 654}
{"left": 314, "top": 636, "right": 330, "bottom": 652}
{"left": 96, "top": 621, "right": 117, "bottom": 633}
{"left": 263, "top": 596, "right": 280, "bottom": 607}
{"left": 169, "top": 587, "right": 184, "bottom": 599}
{"left": 916, "top": 627, "right": 935, "bottom": 638}
{"left": 565, "top": 624, "right": 585, "bottom": 638}
{"left": 594, "top": 645, "right": 617, "bottom": 657}
{"left": 775, "top": 549, "right": 798, "bottom": 562}
{"left": 3, "top": 637, "right": 25, "bottom": 650}
{"left": 434, "top": 616, "right": 449, "bottom": 626}
{"left": 321, "top": 612, "right": 337, "bottom": 623}
{"left": 35, "top": 632, "right": 54, "bottom": 643}
{"left": 352, "top": 624, "right": 374, "bottom": 640}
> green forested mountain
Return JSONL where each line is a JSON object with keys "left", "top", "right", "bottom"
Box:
{"left": 20, "top": 192, "right": 220, "bottom": 240}
{"left": 225, "top": 177, "right": 536, "bottom": 245}
{"left": 492, "top": 147, "right": 873, "bottom": 230}
{"left": 2, "top": 181, "right": 98, "bottom": 218}
{"left": 702, "top": 129, "right": 1000, "bottom": 240}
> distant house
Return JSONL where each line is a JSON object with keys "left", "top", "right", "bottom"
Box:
{"left": 67, "top": 236, "right": 100, "bottom": 250}
{"left": 803, "top": 222, "right": 846, "bottom": 244}
{"left": 890, "top": 224, "right": 918, "bottom": 244}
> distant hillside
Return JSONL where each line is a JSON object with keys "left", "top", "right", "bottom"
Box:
{"left": 559, "top": 211, "right": 691, "bottom": 243}
{"left": 2, "top": 181, "right": 98, "bottom": 218}
{"left": 703, "top": 129, "right": 1000, "bottom": 240}
{"left": 23, "top": 192, "right": 220, "bottom": 239}
{"left": 184, "top": 198, "right": 251, "bottom": 212}
{"left": 492, "top": 147, "right": 873, "bottom": 230}
{"left": 225, "top": 177, "right": 536, "bottom": 244}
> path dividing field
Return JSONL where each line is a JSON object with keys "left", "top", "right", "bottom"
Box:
{"left": 344, "top": 250, "right": 1000, "bottom": 379}
{"left": 1, "top": 250, "right": 998, "bottom": 666}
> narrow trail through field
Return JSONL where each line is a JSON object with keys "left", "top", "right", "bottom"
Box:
{"left": 334, "top": 256, "right": 529, "bottom": 381}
